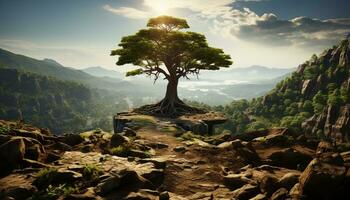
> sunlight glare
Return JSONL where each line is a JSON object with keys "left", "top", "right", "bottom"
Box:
{"left": 147, "top": 0, "right": 170, "bottom": 14}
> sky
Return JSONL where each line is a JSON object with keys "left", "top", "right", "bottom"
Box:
{"left": 0, "top": 0, "right": 350, "bottom": 71}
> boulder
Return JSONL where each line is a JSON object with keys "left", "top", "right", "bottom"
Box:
{"left": 110, "top": 133, "right": 130, "bottom": 147}
{"left": 95, "top": 175, "right": 121, "bottom": 195}
{"left": 159, "top": 191, "right": 170, "bottom": 200}
{"left": 277, "top": 173, "right": 300, "bottom": 190}
{"left": 267, "top": 148, "right": 312, "bottom": 170}
{"left": 316, "top": 141, "right": 334, "bottom": 154}
{"left": 259, "top": 174, "right": 279, "bottom": 195}
{"left": 128, "top": 149, "right": 151, "bottom": 158}
{"left": 253, "top": 134, "right": 291, "bottom": 146}
{"left": 123, "top": 127, "right": 137, "bottom": 137}
{"left": 250, "top": 194, "right": 267, "bottom": 200}
{"left": 223, "top": 174, "right": 253, "bottom": 190}
{"left": 62, "top": 134, "right": 84, "bottom": 146}
{"left": 270, "top": 188, "right": 288, "bottom": 200}
{"left": 0, "top": 138, "right": 26, "bottom": 174}
{"left": 173, "top": 146, "right": 186, "bottom": 153}
{"left": 12, "top": 129, "right": 44, "bottom": 143}
{"left": 299, "top": 158, "right": 347, "bottom": 199}
{"left": 231, "top": 184, "right": 260, "bottom": 200}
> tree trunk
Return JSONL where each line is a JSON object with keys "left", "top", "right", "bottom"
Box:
{"left": 159, "top": 76, "right": 180, "bottom": 115}
{"left": 164, "top": 76, "right": 179, "bottom": 103}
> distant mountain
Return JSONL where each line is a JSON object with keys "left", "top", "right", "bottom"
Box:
{"left": 199, "top": 65, "right": 294, "bottom": 82}
{"left": 0, "top": 48, "right": 133, "bottom": 92}
{"left": 82, "top": 66, "right": 124, "bottom": 79}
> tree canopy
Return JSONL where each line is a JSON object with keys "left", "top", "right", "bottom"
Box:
{"left": 111, "top": 15, "right": 232, "bottom": 81}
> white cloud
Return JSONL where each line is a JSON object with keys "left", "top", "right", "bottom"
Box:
{"left": 103, "top": 5, "right": 151, "bottom": 19}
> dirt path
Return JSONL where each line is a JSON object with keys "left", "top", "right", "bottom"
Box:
{"left": 137, "top": 127, "right": 239, "bottom": 199}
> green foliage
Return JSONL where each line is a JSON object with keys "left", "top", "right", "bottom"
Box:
{"left": 0, "top": 68, "right": 128, "bottom": 133}
{"left": 34, "top": 168, "right": 59, "bottom": 189}
{"left": 82, "top": 164, "right": 102, "bottom": 182}
{"left": 179, "top": 131, "right": 203, "bottom": 141}
{"left": 30, "top": 184, "right": 79, "bottom": 200}
{"left": 126, "top": 68, "right": 143, "bottom": 77}
{"left": 111, "top": 145, "right": 131, "bottom": 157}
{"left": 0, "top": 126, "right": 10, "bottom": 134}
{"left": 111, "top": 15, "right": 232, "bottom": 82}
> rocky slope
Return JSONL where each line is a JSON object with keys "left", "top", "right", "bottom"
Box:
{"left": 1, "top": 115, "right": 350, "bottom": 200}
{"left": 222, "top": 36, "right": 350, "bottom": 141}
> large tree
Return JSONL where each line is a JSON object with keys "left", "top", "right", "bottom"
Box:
{"left": 111, "top": 16, "right": 232, "bottom": 117}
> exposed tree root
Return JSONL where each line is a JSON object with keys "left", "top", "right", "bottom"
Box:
{"left": 133, "top": 98, "right": 206, "bottom": 118}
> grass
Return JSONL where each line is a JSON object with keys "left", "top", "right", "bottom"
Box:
{"left": 34, "top": 168, "right": 59, "bottom": 189}
{"left": 111, "top": 145, "right": 131, "bottom": 157}
{"left": 30, "top": 184, "right": 79, "bottom": 200}
{"left": 82, "top": 164, "right": 103, "bottom": 182}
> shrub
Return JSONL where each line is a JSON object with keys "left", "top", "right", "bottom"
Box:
{"left": 34, "top": 168, "right": 59, "bottom": 189}
{"left": 82, "top": 164, "right": 102, "bottom": 182}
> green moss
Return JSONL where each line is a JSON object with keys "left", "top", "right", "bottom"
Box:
{"left": 111, "top": 145, "right": 131, "bottom": 157}
{"left": 179, "top": 131, "right": 203, "bottom": 141}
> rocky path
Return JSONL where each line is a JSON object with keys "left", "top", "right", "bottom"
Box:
{"left": 136, "top": 126, "right": 241, "bottom": 199}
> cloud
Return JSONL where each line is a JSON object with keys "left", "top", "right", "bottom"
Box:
{"left": 103, "top": 5, "right": 151, "bottom": 19}
{"left": 215, "top": 8, "right": 350, "bottom": 48}
{"left": 103, "top": 0, "right": 234, "bottom": 19}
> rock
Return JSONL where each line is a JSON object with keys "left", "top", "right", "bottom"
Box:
{"left": 316, "top": 141, "right": 334, "bottom": 154}
{"left": 231, "top": 184, "right": 260, "bottom": 200}
{"left": 267, "top": 148, "right": 312, "bottom": 170}
{"left": 46, "top": 152, "right": 61, "bottom": 163}
{"left": 0, "top": 134, "right": 11, "bottom": 144}
{"left": 289, "top": 183, "right": 302, "bottom": 199}
{"left": 129, "top": 149, "right": 151, "bottom": 158}
{"left": 250, "top": 194, "right": 267, "bottom": 200}
{"left": 24, "top": 143, "right": 44, "bottom": 161}
{"left": 123, "top": 127, "right": 137, "bottom": 137}
{"left": 12, "top": 129, "right": 44, "bottom": 143}
{"left": 192, "top": 121, "right": 208, "bottom": 135}
{"left": 33, "top": 168, "right": 83, "bottom": 189}
{"left": 138, "top": 158, "right": 166, "bottom": 169}
{"left": 231, "top": 130, "right": 267, "bottom": 142}
{"left": 22, "top": 158, "right": 50, "bottom": 168}
{"left": 173, "top": 146, "right": 186, "bottom": 153}
{"left": 299, "top": 158, "right": 347, "bottom": 199}
{"left": 259, "top": 174, "right": 279, "bottom": 195}
{"left": 0, "top": 138, "right": 25, "bottom": 174}
{"left": 147, "top": 142, "right": 168, "bottom": 149}
{"left": 277, "top": 173, "right": 300, "bottom": 190}
{"left": 253, "top": 134, "right": 291, "bottom": 146}
{"left": 270, "top": 188, "right": 288, "bottom": 200}
{"left": 110, "top": 133, "right": 130, "bottom": 147}
{"left": 5, "top": 186, "right": 36, "bottom": 200}
{"left": 95, "top": 174, "right": 121, "bottom": 195}
{"left": 49, "top": 142, "right": 73, "bottom": 151}
{"left": 62, "top": 134, "right": 84, "bottom": 146}
{"left": 223, "top": 174, "right": 253, "bottom": 190}
{"left": 141, "top": 168, "right": 164, "bottom": 187}
{"left": 301, "top": 79, "right": 315, "bottom": 97}
{"left": 159, "top": 191, "right": 170, "bottom": 200}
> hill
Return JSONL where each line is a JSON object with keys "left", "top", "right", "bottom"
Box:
{"left": 0, "top": 48, "right": 133, "bottom": 92}
{"left": 220, "top": 36, "right": 350, "bottom": 142}
{"left": 82, "top": 66, "right": 124, "bottom": 79}
{"left": 0, "top": 68, "right": 128, "bottom": 133}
